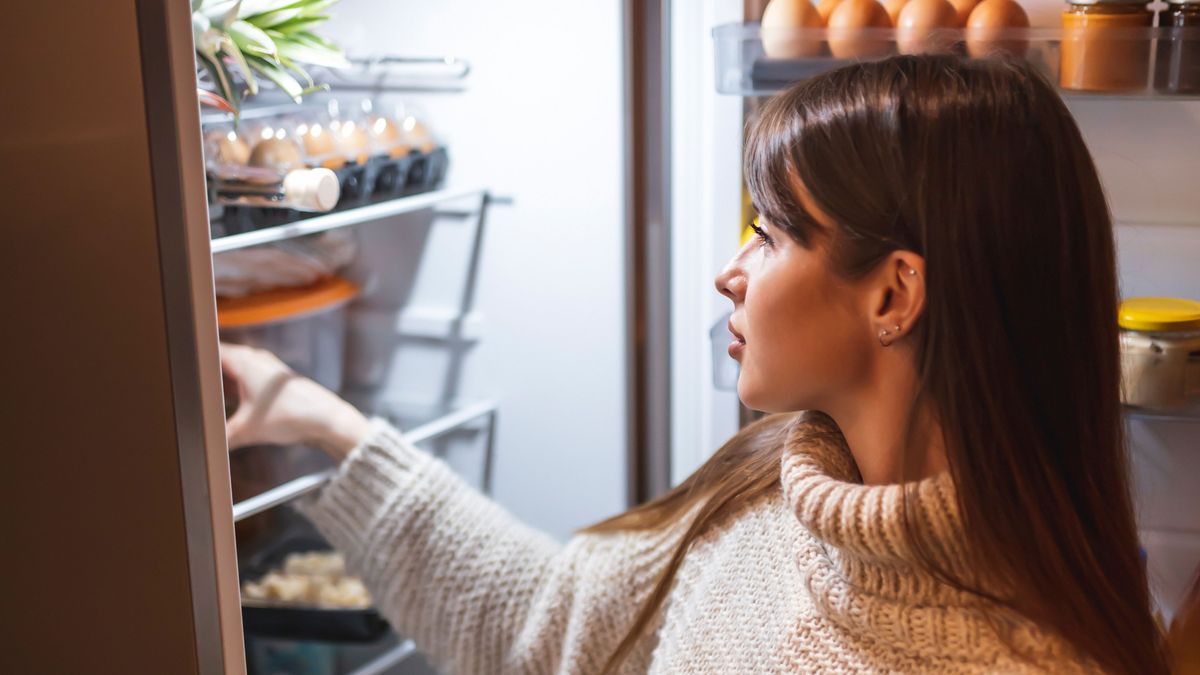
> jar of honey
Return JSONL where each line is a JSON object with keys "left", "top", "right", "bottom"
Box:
{"left": 1060, "top": 0, "right": 1153, "bottom": 92}
{"left": 1155, "top": 0, "right": 1200, "bottom": 94}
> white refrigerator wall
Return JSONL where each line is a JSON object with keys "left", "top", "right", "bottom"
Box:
{"left": 675, "top": 0, "right": 1199, "bottom": 619}
{"left": 320, "top": 0, "right": 629, "bottom": 540}
{"left": 1073, "top": 98, "right": 1200, "bottom": 622}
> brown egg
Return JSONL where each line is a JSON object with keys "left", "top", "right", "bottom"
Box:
{"left": 248, "top": 137, "right": 303, "bottom": 172}
{"left": 827, "top": 0, "right": 893, "bottom": 58}
{"left": 761, "top": 0, "right": 825, "bottom": 58}
{"left": 205, "top": 130, "right": 250, "bottom": 166}
{"left": 896, "top": 0, "right": 958, "bottom": 53}
{"left": 368, "top": 115, "right": 417, "bottom": 159}
{"left": 817, "top": 0, "right": 843, "bottom": 22}
{"left": 884, "top": 0, "right": 909, "bottom": 24}
{"left": 966, "top": 0, "right": 1030, "bottom": 57}
{"left": 336, "top": 121, "right": 371, "bottom": 166}
{"left": 403, "top": 117, "right": 437, "bottom": 154}
{"left": 297, "top": 123, "right": 345, "bottom": 169}
{"left": 948, "top": 0, "right": 980, "bottom": 25}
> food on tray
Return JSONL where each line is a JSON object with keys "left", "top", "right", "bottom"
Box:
{"left": 242, "top": 550, "right": 372, "bottom": 609}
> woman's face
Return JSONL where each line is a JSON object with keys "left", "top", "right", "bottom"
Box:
{"left": 715, "top": 209, "right": 872, "bottom": 413}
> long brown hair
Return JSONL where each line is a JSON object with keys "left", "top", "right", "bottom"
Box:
{"left": 586, "top": 55, "right": 1168, "bottom": 674}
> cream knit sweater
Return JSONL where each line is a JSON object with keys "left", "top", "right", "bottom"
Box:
{"left": 300, "top": 417, "right": 1092, "bottom": 674}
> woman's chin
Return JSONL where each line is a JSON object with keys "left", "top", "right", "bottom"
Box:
{"left": 736, "top": 378, "right": 771, "bottom": 413}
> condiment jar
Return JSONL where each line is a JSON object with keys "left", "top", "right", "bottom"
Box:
{"left": 1118, "top": 297, "right": 1200, "bottom": 412}
{"left": 1154, "top": 0, "right": 1200, "bottom": 94}
{"left": 1059, "top": 0, "right": 1153, "bottom": 92}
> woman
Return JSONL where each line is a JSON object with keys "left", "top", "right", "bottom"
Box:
{"left": 222, "top": 55, "right": 1168, "bottom": 674}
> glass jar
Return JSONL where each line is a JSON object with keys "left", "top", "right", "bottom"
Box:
{"left": 1155, "top": 0, "right": 1200, "bottom": 94}
{"left": 1060, "top": 0, "right": 1154, "bottom": 92}
{"left": 1118, "top": 297, "right": 1200, "bottom": 412}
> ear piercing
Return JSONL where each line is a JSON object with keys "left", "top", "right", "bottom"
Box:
{"left": 878, "top": 324, "right": 902, "bottom": 347}
{"left": 906, "top": 268, "right": 917, "bottom": 276}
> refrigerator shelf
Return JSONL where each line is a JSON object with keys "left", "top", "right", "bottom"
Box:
{"left": 211, "top": 186, "right": 489, "bottom": 253}
{"left": 232, "top": 399, "right": 499, "bottom": 523}
{"left": 346, "top": 639, "right": 418, "bottom": 675}
{"left": 713, "top": 23, "right": 1200, "bottom": 100}
{"left": 1124, "top": 406, "right": 1200, "bottom": 423}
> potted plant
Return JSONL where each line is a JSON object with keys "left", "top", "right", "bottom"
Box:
{"left": 193, "top": 0, "right": 350, "bottom": 115}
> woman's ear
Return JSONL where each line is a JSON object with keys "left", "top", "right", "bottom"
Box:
{"left": 868, "top": 251, "right": 926, "bottom": 347}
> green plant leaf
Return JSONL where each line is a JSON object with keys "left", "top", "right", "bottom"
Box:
{"left": 244, "top": 6, "right": 305, "bottom": 28}
{"left": 199, "top": 0, "right": 242, "bottom": 27}
{"left": 297, "top": 0, "right": 340, "bottom": 17}
{"left": 266, "top": 15, "right": 327, "bottom": 34}
{"left": 228, "top": 19, "right": 277, "bottom": 58}
{"left": 293, "top": 30, "right": 340, "bottom": 52}
{"left": 219, "top": 34, "right": 259, "bottom": 95}
{"left": 275, "top": 33, "right": 350, "bottom": 68}
{"left": 247, "top": 54, "right": 304, "bottom": 101}
{"left": 199, "top": 51, "right": 241, "bottom": 113}
{"left": 276, "top": 54, "right": 314, "bottom": 88}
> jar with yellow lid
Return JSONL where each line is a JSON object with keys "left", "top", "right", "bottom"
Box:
{"left": 1119, "top": 297, "right": 1200, "bottom": 412}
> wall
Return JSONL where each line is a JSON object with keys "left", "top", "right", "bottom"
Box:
{"left": 319, "top": 0, "right": 629, "bottom": 542}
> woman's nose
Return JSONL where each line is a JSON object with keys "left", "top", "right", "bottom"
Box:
{"left": 715, "top": 256, "right": 747, "bottom": 302}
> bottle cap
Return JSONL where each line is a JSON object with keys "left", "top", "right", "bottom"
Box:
{"left": 282, "top": 168, "right": 340, "bottom": 212}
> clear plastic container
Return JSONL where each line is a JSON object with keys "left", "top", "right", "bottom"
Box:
{"left": 711, "top": 22, "right": 1200, "bottom": 98}
{"left": 218, "top": 276, "right": 361, "bottom": 392}
{"left": 1118, "top": 297, "right": 1200, "bottom": 412}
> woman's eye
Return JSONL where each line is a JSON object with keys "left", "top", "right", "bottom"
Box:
{"left": 749, "top": 218, "right": 773, "bottom": 247}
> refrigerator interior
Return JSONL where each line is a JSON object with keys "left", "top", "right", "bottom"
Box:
{"left": 207, "top": 1, "right": 633, "bottom": 672}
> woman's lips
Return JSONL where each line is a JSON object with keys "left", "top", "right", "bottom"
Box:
{"left": 727, "top": 319, "right": 746, "bottom": 358}
{"left": 727, "top": 340, "right": 745, "bottom": 359}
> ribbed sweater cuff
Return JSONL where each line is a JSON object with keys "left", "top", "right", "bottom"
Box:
{"left": 298, "top": 416, "right": 435, "bottom": 556}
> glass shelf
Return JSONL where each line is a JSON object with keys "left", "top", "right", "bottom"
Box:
{"left": 231, "top": 399, "right": 498, "bottom": 522}
{"left": 210, "top": 186, "right": 489, "bottom": 253}
{"left": 713, "top": 23, "right": 1200, "bottom": 100}
{"left": 1124, "top": 406, "right": 1200, "bottom": 423}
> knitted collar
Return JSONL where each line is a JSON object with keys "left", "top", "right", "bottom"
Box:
{"left": 778, "top": 415, "right": 970, "bottom": 592}
{"left": 776, "top": 415, "right": 1078, "bottom": 665}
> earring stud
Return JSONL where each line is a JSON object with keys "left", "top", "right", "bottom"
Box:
{"left": 907, "top": 268, "right": 917, "bottom": 276}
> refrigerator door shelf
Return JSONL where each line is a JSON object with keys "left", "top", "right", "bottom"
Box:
{"left": 713, "top": 24, "right": 1200, "bottom": 102}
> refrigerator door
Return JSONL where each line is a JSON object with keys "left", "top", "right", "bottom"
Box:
{"left": 4, "top": 1, "right": 243, "bottom": 672}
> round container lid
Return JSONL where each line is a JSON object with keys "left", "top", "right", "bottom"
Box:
{"left": 1118, "top": 297, "right": 1200, "bottom": 332}
{"left": 217, "top": 276, "right": 360, "bottom": 329}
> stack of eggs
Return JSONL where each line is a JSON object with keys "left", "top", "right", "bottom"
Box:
{"left": 760, "top": 0, "right": 1029, "bottom": 59}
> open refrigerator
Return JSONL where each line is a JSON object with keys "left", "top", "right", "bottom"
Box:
{"left": 5, "top": 0, "right": 1197, "bottom": 674}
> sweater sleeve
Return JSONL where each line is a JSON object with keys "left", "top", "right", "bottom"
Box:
{"left": 297, "top": 418, "right": 681, "bottom": 675}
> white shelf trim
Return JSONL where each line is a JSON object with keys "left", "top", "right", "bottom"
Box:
{"left": 210, "top": 186, "right": 489, "bottom": 253}
{"left": 231, "top": 399, "right": 498, "bottom": 522}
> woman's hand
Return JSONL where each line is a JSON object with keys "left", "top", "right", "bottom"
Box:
{"left": 220, "top": 343, "right": 372, "bottom": 461}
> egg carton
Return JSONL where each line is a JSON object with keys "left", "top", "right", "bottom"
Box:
{"left": 209, "top": 146, "right": 450, "bottom": 237}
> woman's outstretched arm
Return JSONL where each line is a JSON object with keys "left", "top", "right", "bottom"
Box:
{"left": 221, "top": 344, "right": 679, "bottom": 674}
